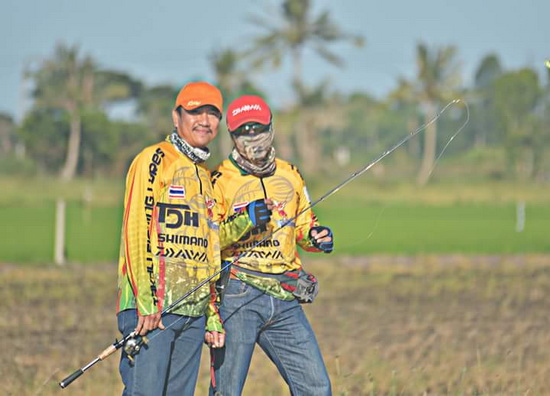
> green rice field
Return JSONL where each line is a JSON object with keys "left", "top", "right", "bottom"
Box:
{"left": 1, "top": 176, "right": 548, "bottom": 263}
{"left": 0, "top": 199, "right": 548, "bottom": 263}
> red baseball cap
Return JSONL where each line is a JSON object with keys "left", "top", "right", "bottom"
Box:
{"left": 174, "top": 82, "right": 223, "bottom": 114}
{"left": 226, "top": 95, "right": 272, "bottom": 132}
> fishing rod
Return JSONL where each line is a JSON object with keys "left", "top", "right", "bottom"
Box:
{"left": 59, "top": 98, "right": 468, "bottom": 389}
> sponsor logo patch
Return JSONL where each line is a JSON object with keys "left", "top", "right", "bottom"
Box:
{"left": 232, "top": 104, "right": 262, "bottom": 116}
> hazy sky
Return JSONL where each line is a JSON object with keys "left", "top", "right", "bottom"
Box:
{"left": 2, "top": 0, "right": 548, "bottom": 120}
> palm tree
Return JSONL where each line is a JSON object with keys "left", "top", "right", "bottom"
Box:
{"left": 210, "top": 48, "right": 245, "bottom": 101}
{"left": 29, "top": 43, "right": 134, "bottom": 181}
{"left": 247, "top": 0, "right": 363, "bottom": 172}
{"left": 248, "top": 0, "right": 363, "bottom": 94}
{"left": 210, "top": 48, "right": 252, "bottom": 158}
{"left": 414, "top": 43, "right": 461, "bottom": 185}
{"left": 29, "top": 44, "right": 94, "bottom": 180}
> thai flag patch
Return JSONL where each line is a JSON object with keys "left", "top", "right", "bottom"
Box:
{"left": 233, "top": 201, "right": 248, "bottom": 213}
{"left": 169, "top": 185, "right": 185, "bottom": 200}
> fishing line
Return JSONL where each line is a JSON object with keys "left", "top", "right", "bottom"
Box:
{"left": 430, "top": 99, "right": 470, "bottom": 178}
{"left": 131, "top": 99, "right": 470, "bottom": 341}
{"left": 59, "top": 98, "right": 469, "bottom": 388}
{"left": 340, "top": 99, "right": 470, "bottom": 249}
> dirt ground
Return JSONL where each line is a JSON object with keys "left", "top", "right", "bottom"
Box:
{"left": 2, "top": 254, "right": 549, "bottom": 395}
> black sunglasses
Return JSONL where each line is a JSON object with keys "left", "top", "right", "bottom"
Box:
{"left": 230, "top": 122, "right": 272, "bottom": 137}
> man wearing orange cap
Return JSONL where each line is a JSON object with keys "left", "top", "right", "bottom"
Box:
{"left": 116, "top": 82, "right": 260, "bottom": 395}
{"left": 206, "top": 95, "right": 334, "bottom": 395}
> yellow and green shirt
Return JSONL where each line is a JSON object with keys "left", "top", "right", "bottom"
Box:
{"left": 211, "top": 157, "right": 322, "bottom": 276}
{"left": 117, "top": 137, "right": 252, "bottom": 320}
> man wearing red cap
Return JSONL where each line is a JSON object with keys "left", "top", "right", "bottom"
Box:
{"left": 116, "top": 82, "right": 261, "bottom": 395}
{"left": 206, "top": 95, "right": 334, "bottom": 395}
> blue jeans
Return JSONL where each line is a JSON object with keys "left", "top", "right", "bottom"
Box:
{"left": 117, "top": 309, "right": 205, "bottom": 396}
{"left": 210, "top": 279, "right": 331, "bottom": 396}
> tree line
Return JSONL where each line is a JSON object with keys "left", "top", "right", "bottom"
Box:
{"left": 0, "top": 0, "right": 548, "bottom": 184}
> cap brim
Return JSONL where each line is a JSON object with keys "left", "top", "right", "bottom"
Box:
{"left": 228, "top": 114, "right": 271, "bottom": 131}
{"left": 181, "top": 103, "right": 223, "bottom": 115}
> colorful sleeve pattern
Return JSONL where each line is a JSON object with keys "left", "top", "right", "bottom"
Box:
{"left": 119, "top": 147, "right": 166, "bottom": 315}
{"left": 205, "top": 283, "right": 225, "bottom": 333}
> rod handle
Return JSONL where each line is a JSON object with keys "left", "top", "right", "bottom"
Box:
{"left": 59, "top": 369, "right": 83, "bottom": 389}
{"left": 98, "top": 344, "right": 118, "bottom": 360}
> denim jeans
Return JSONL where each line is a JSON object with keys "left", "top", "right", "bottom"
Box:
{"left": 117, "top": 309, "right": 205, "bottom": 396}
{"left": 210, "top": 279, "right": 331, "bottom": 396}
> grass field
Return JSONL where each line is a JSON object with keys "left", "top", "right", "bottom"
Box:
{"left": 1, "top": 199, "right": 548, "bottom": 263}
{"left": 315, "top": 201, "right": 550, "bottom": 254}
{"left": 2, "top": 176, "right": 550, "bottom": 263}
{"left": 2, "top": 255, "right": 549, "bottom": 395}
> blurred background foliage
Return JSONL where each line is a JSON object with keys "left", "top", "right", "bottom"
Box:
{"left": 0, "top": 2, "right": 548, "bottom": 183}
{"left": 5, "top": 45, "right": 549, "bottom": 182}
{"left": 0, "top": 0, "right": 549, "bottom": 263}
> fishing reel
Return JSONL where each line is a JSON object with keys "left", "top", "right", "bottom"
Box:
{"left": 123, "top": 334, "right": 148, "bottom": 364}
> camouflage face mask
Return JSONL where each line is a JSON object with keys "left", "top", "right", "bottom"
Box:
{"left": 232, "top": 130, "right": 274, "bottom": 163}
{"left": 230, "top": 130, "right": 276, "bottom": 177}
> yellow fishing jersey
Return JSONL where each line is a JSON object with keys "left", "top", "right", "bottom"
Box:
{"left": 117, "top": 138, "right": 252, "bottom": 317}
{"left": 211, "top": 157, "right": 322, "bottom": 274}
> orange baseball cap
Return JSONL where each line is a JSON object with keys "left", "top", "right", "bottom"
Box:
{"left": 174, "top": 82, "right": 223, "bottom": 114}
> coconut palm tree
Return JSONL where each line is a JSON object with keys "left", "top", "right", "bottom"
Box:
{"left": 414, "top": 42, "right": 461, "bottom": 185}
{"left": 210, "top": 48, "right": 252, "bottom": 157}
{"left": 30, "top": 44, "right": 94, "bottom": 180}
{"left": 246, "top": 0, "right": 363, "bottom": 172}
{"left": 210, "top": 48, "right": 245, "bottom": 101}
{"left": 29, "top": 43, "right": 135, "bottom": 181}
{"left": 248, "top": 0, "right": 363, "bottom": 94}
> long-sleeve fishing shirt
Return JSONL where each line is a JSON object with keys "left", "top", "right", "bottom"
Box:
{"left": 211, "top": 157, "right": 323, "bottom": 275}
{"left": 117, "top": 137, "right": 253, "bottom": 319}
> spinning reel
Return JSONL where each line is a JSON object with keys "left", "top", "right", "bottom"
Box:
{"left": 123, "top": 334, "right": 149, "bottom": 364}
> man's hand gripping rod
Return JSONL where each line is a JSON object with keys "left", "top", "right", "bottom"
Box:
{"left": 59, "top": 99, "right": 466, "bottom": 389}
